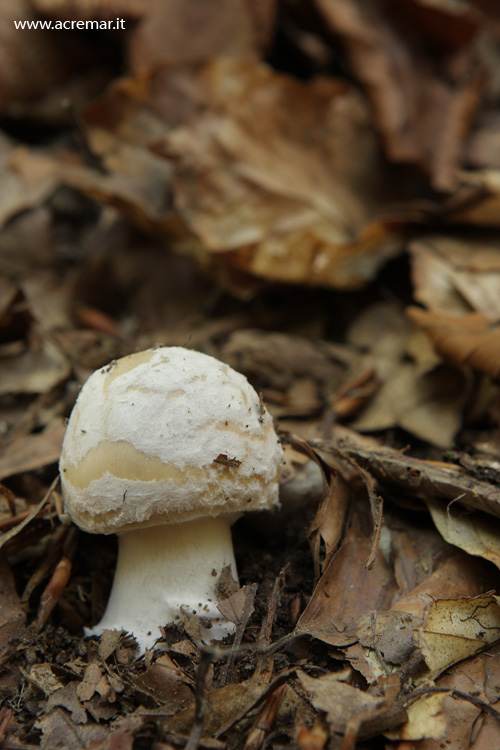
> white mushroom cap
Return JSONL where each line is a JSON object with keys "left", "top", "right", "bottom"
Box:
{"left": 60, "top": 347, "right": 282, "bottom": 534}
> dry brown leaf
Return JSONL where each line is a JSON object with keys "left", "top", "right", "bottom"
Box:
{"left": 445, "top": 169, "right": 500, "bottom": 225}
{"left": 0, "top": 1, "right": 74, "bottom": 113}
{"left": 406, "top": 306, "right": 500, "bottom": 380}
{"left": 0, "top": 137, "right": 59, "bottom": 230}
{"left": 314, "top": 0, "right": 483, "bottom": 190}
{"left": 297, "top": 496, "right": 398, "bottom": 647}
{"left": 298, "top": 671, "right": 406, "bottom": 739}
{"left": 0, "top": 556, "right": 26, "bottom": 661}
{"left": 0, "top": 419, "right": 65, "bottom": 480}
{"left": 410, "top": 235, "right": 500, "bottom": 318}
{"left": 347, "top": 303, "right": 468, "bottom": 447}
{"left": 427, "top": 499, "right": 500, "bottom": 570}
{"left": 14, "top": 136, "right": 175, "bottom": 235}
{"left": 0, "top": 336, "right": 69, "bottom": 395}
{"left": 308, "top": 471, "right": 350, "bottom": 576}
{"left": 357, "top": 555, "right": 500, "bottom": 682}
{"left": 156, "top": 58, "right": 412, "bottom": 289}
{"left": 386, "top": 692, "right": 448, "bottom": 741}
{"left": 409, "top": 643, "right": 500, "bottom": 750}
{"left": 416, "top": 593, "right": 500, "bottom": 679}
{"left": 46, "top": 683, "right": 88, "bottom": 724}
{"left": 130, "top": 655, "right": 193, "bottom": 707}
{"left": 352, "top": 361, "right": 468, "bottom": 448}
{"left": 128, "top": 0, "right": 274, "bottom": 71}
{"left": 36, "top": 707, "right": 107, "bottom": 750}
{"left": 30, "top": 0, "right": 144, "bottom": 18}
{"left": 217, "top": 582, "right": 257, "bottom": 626}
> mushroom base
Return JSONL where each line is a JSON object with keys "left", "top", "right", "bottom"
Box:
{"left": 87, "top": 516, "right": 239, "bottom": 653}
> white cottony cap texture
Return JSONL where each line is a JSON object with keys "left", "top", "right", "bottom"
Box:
{"left": 60, "top": 347, "right": 283, "bottom": 534}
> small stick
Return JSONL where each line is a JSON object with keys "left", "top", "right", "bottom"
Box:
{"left": 185, "top": 648, "right": 213, "bottom": 750}
{"left": 36, "top": 557, "right": 72, "bottom": 631}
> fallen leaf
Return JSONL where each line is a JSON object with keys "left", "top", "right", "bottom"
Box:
{"left": 130, "top": 655, "right": 193, "bottom": 708}
{"left": 298, "top": 671, "right": 406, "bottom": 738}
{"left": 297, "top": 496, "right": 397, "bottom": 647}
{"left": 0, "top": 335, "right": 69, "bottom": 396}
{"left": 352, "top": 361, "right": 468, "bottom": 448}
{"left": 0, "top": 137, "right": 58, "bottom": 230}
{"left": 308, "top": 470, "right": 350, "bottom": 576}
{"left": 347, "top": 303, "right": 468, "bottom": 447}
{"left": 314, "top": 0, "right": 483, "bottom": 189}
{"left": 0, "top": 555, "right": 27, "bottom": 660}
{"left": 0, "top": 1, "right": 73, "bottom": 113}
{"left": 37, "top": 707, "right": 107, "bottom": 750}
{"left": 416, "top": 593, "right": 500, "bottom": 680}
{"left": 46, "top": 683, "right": 88, "bottom": 724}
{"left": 217, "top": 583, "right": 257, "bottom": 626}
{"left": 427, "top": 498, "right": 500, "bottom": 570}
{"left": 128, "top": 0, "right": 272, "bottom": 71}
{"left": 158, "top": 58, "right": 411, "bottom": 289}
{"left": 386, "top": 692, "right": 448, "bottom": 741}
{"left": 357, "top": 555, "right": 500, "bottom": 682}
{"left": 410, "top": 235, "right": 500, "bottom": 318}
{"left": 27, "top": 664, "right": 65, "bottom": 696}
{"left": 0, "top": 419, "right": 66, "bottom": 480}
{"left": 406, "top": 306, "right": 500, "bottom": 380}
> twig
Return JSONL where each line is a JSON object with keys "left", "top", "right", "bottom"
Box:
{"left": 404, "top": 685, "right": 500, "bottom": 723}
{"left": 185, "top": 648, "right": 213, "bottom": 750}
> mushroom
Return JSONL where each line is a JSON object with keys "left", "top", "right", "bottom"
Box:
{"left": 59, "top": 347, "right": 283, "bottom": 652}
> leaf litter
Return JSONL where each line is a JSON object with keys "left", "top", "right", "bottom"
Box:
{"left": 4, "top": 2, "right": 500, "bottom": 749}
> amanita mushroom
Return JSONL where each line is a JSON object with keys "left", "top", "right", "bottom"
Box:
{"left": 59, "top": 347, "right": 283, "bottom": 652}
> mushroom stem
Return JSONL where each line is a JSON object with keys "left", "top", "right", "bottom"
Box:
{"left": 88, "top": 516, "right": 238, "bottom": 653}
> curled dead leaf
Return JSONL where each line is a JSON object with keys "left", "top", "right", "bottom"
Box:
{"left": 407, "top": 306, "right": 500, "bottom": 380}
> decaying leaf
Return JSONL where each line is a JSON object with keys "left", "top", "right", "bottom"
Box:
{"left": 407, "top": 643, "right": 500, "bottom": 749}
{"left": 308, "top": 470, "right": 350, "bottom": 576}
{"left": 357, "top": 555, "right": 500, "bottom": 682}
{"left": 325, "top": 426, "right": 500, "bottom": 520}
{"left": 347, "top": 303, "right": 468, "bottom": 447}
{"left": 386, "top": 692, "right": 449, "bottom": 741}
{"left": 427, "top": 498, "right": 500, "bottom": 570}
{"left": 0, "top": 555, "right": 26, "bottom": 660}
{"left": 0, "top": 419, "right": 66, "bottom": 480}
{"left": 298, "top": 671, "right": 406, "bottom": 738}
{"left": 407, "top": 306, "right": 500, "bottom": 380}
{"left": 314, "top": 0, "right": 483, "bottom": 189}
{"left": 156, "top": 58, "right": 413, "bottom": 289}
{"left": 297, "top": 496, "right": 398, "bottom": 647}
{"left": 410, "top": 235, "right": 500, "bottom": 318}
{"left": 416, "top": 594, "right": 500, "bottom": 680}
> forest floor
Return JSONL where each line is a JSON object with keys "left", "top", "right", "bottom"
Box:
{"left": 2, "top": 1, "right": 500, "bottom": 749}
